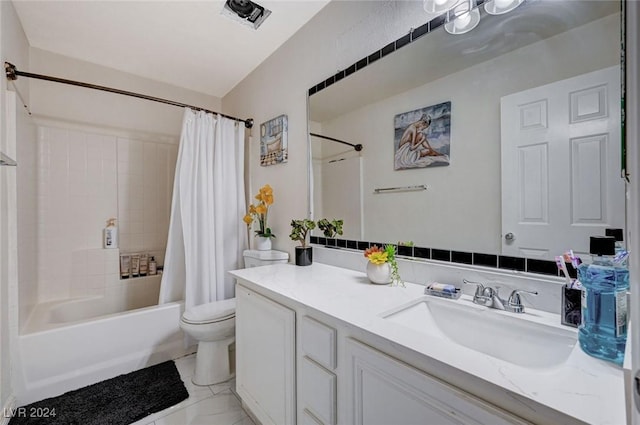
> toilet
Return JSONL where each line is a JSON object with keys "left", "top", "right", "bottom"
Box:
{"left": 180, "top": 249, "right": 289, "bottom": 385}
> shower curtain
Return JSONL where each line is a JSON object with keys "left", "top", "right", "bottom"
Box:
{"left": 159, "top": 109, "right": 247, "bottom": 310}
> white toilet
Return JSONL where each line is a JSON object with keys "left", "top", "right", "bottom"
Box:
{"left": 180, "top": 249, "right": 289, "bottom": 385}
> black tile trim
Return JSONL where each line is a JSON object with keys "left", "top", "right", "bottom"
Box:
{"left": 411, "top": 22, "right": 430, "bottom": 41}
{"left": 452, "top": 251, "right": 473, "bottom": 265}
{"left": 381, "top": 41, "right": 395, "bottom": 57}
{"left": 414, "top": 246, "right": 431, "bottom": 259}
{"left": 308, "top": 3, "right": 488, "bottom": 96}
{"left": 473, "top": 253, "right": 498, "bottom": 268}
{"left": 395, "top": 33, "right": 411, "bottom": 49}
{"left": 397, "top": 245, "right": 413, "bottom": 257}
{"left": 356, "top": 241, "right": 370, "bottom": 251}
{"left": 432, "top": 249, "right": 451, "bottom": 262}
{"left": 430, "top": 14, "right": 446, "bottom": 30}
{"left": 526, "top": 259, "right": 558, "bottom": 276}
{"left": 308, "top": 237, "right": 568, "bottom": 278}
{"left": 344, "top": 64, "right": 357, "bottom": 77}
{"left": 368, "top": 50, "right": 381, "bottom": 64}
{"left": 324, "top": 75, "right": 335, "bottom": 88}
{"left": 498, "top": 256, "right": 525, "bottom": 272}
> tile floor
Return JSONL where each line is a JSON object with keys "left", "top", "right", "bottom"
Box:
{"left": 131, "top": 354, "right": 256, "bottom": 425}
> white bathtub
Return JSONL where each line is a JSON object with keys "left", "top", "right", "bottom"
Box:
{"left": 15, "top": 276, "right": 190, "bottom": 405}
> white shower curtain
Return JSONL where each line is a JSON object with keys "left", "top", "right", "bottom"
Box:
{"left": 159, "top": 109, "right": 247, "bottom": 310}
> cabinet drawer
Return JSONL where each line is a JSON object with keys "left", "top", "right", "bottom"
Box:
{"left": 301, "top": 316, "right": 337, "bottom": 370}
{"left": 300, "top": 357, "right": 336, "bottom": 425}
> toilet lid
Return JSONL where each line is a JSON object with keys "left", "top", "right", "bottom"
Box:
{"left": 182, "top": 298, "right": 236, "bottom": 324}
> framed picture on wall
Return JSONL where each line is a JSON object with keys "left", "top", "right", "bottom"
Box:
{"left": 260, "top": 114, "right": 288, "bottom": 166}
{"left": 393, "top": 102, "right": 451, "bottom": 170}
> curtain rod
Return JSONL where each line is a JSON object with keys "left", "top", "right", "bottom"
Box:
{"left": 309, "top": 132, "right": 363, "bottom": 151}
{"left": 4, "top": 62, "right": 254, "bottom": 129}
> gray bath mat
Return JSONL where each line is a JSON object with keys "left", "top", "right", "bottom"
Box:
{"left": 9, "top": 360, "right": 189, "bottom": 425}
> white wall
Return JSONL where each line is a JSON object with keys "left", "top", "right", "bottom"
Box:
{"left": 1, "top": 0, "right": 32, "bottom": 411}
{"left": 224, "top": 6, "right": 619, "bottom": 256}
{"left": 318, "top": 14, "right": 620, "bottom": 253}
{"left": 29, "top": 48, "right": 221, "bottom": 139}
{"left": 223, "top": 1, "right": 422, "bottom": 256}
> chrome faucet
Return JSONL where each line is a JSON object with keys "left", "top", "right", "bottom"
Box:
{"left": 463, "top": 279, "right": 538, "bottom": 313}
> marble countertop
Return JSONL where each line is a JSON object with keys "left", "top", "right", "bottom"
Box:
{"left": 229, "top": 262, "right": 625, "bottom": 425}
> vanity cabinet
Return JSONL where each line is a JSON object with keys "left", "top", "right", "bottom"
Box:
{"left": 235, "top": 280, "right": 531, "bottom": 425}
{"left": 236, "top": 285, "right": 296, "bottom": 425}
{"left": 344, "top": 339, "right": 530, "bottom": 425}
{"left": 298, "top": 316, "right": 338, "bottom": 425}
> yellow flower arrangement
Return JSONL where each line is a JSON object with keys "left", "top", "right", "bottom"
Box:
{"left": 243, "top": 184, "right": 275, "bottom": 238}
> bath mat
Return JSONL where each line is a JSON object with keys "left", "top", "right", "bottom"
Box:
{"left": 9, "top": 360, "right": 189, "bottom": 425}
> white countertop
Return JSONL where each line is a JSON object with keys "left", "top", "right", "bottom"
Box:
{"left": 230, "top": 262, "right": 625, "bottom": 425}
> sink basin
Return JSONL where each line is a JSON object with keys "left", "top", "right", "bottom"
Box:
{"left": 382, "top": 296, "right": 577, "bottom": 368}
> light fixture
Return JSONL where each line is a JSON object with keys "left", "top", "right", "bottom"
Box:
{"left": 423, "top": 0, "right": 460, "bottom": 15}
{"left": 444, "top": 0, "right": 480, "bottom": 35}
{"left": 484, "top": 0, "right": 524, "bottom": 15}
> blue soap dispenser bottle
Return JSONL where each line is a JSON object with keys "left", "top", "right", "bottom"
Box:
{"left": 578, "top": 236, "right": 629, "bottom": 365}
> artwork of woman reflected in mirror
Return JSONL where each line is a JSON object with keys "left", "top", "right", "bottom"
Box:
{"left": 394, "top": 102, "right": 451, "bottom": 170}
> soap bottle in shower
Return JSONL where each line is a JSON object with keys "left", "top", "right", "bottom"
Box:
{"left": 578, "top": 236, "right": 629, "bottom": 365}
{"left": 103, "top": 218, "right": 118, "bottom": 249}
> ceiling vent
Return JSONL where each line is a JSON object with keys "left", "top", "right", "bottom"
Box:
{"left": 221, "top": 0, "right": 271, "bottom": 30}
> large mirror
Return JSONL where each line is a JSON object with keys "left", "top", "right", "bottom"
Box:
{"left": 308, "top": 0, "right": 625, "bottom": 260}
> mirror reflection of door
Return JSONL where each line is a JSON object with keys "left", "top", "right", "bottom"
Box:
{"left": 501, "top": 66, "right": 624, "bottom": 259}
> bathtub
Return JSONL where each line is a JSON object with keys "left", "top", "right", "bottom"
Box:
{"left": 15, "top": 276, "right": 190, "bottom": 405}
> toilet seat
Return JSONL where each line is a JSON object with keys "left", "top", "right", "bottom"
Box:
{"left": 182, "top": 298, "right": 236, "bottom": 325}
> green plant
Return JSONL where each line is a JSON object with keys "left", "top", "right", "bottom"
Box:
{"left": 364, "top": 244, "right": 404, "bottom": 287}
{"left": 289, "top": 219, "right": 316, "bottom": 248}
{"left": 317, "top": 218, "right": 344, "bottom": 239}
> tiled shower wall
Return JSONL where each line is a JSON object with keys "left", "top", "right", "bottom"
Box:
{"left": 36, "top": 125, "right": 176, "bottom": 303}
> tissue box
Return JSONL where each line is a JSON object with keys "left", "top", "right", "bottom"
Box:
{"left": 562, "top": 287, "right": 582, "bottom": 328}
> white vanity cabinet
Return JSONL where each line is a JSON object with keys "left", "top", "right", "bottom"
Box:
{"left": 298, "top": 315, "right": 338, "bottom": 425}
{"left": 236, "top": 285, "right": 296, "bottom": 425}
{"left": 234, "top": 276, "right": 532, "bottom": 425}
{"left": 344, "top": 339, "right": 530, "bottom": 425}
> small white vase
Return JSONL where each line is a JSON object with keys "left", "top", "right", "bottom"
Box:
{"left": 256, "top": 236, "right": 272, "bottom": 251}
{"left": 366, "top": 262, "right": 391, "bottom": 285}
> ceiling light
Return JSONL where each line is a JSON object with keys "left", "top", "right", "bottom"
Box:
{"left": 484, "top": 0, "right": 524, "bottom": 15}
{"left": 444, "top": 0, "right": 480, "bottom": 35}
{"left": 423, "top": 0, "right": 460, "bottom": 15}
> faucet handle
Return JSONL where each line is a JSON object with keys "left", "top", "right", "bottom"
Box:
{"left": 507, "top": 289, "right": 538, "bottom": 313}
{"left": 463, "top": 279, "right": 484, "bottom": 297}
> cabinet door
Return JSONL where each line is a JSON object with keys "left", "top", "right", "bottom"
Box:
{"left": 345, "top": 339, "right": 530, "bottom": 425}
{"left": 236, "top": 285, "right": 296, "bottom": 425}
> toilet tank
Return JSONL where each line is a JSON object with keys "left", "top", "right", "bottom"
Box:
{"left": 243, "top": 249, "right": 289, "bottom": 268}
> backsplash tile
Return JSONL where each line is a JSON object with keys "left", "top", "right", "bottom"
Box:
{"left": 499, "top": 256, "right": 526, "bottom": 271}
{"left": 452, "top": 251, "right": 472, "bottom": 265}
{"left": 346, "top": 240, "right": 357, "bottom": 249}
{"left": 413, "top": 246, "right": 431, "bottom": 259}
{"left": 526, "top": 259, "right": 559, "bottom": 276}
{"left": 356, "top": 241, "right": 369, "bottom": 250}
{"left": 473, "top": 253, "right": 498, "bottom": 268}
{"left": 432, "top": 249, "right": 451, "bottom": 262}
{"left": 397, "top": 245, "right": 413, "bottom": 257}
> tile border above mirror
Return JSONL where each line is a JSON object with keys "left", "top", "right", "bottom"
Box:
{"left": 308, "top": 0, "right": 486, "bottom": 97}
{"left": 310, "top": 236, "right": 564, "bottom": 277}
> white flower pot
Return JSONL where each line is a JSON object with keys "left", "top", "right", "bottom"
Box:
{"left": 366, "top": 262, "right": 391, "bottom": 285}
{"left": 256, "top": 236, "right": 272, "bottom": 251}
